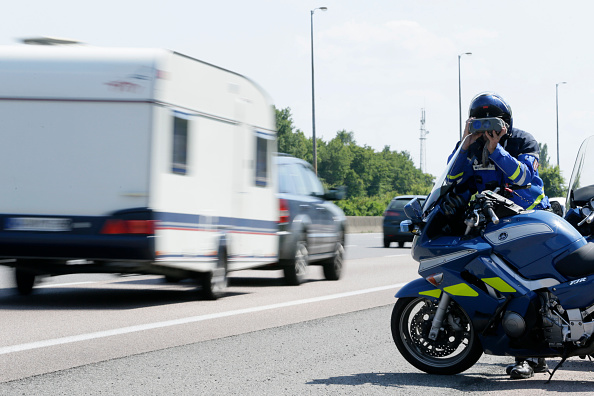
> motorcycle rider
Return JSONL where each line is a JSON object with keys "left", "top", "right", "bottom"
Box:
{"left": 448, "top": 92, "right": 550, "bottom": 211}
{"left": 448, "top": 92, "right": 551, "bottom": 379}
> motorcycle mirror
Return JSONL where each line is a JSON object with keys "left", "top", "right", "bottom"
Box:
{"left": 400, "top": 219, "right": 413, "bottom": 233}
{"left": 404, "top": 198, "right": 423, "bottom": 222}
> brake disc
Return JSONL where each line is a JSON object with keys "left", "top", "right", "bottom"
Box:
{"left": 409, "top": 301, "right": 469, "bottom": 357}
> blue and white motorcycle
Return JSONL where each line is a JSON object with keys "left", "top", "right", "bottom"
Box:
{"left": 391, "top": 135, "right": 594, "bottom": 378}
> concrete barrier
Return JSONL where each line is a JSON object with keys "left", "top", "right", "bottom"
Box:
{"left": 346, "top": 216, "right": 382, "bottom": 234}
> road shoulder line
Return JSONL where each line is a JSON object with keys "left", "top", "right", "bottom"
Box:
{"left": 0, "top": 283, "right": 406, "bottom": 355}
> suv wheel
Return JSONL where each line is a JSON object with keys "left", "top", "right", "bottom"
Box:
{"left": 322, "top": 240, "right": 344, "bottom": 281}
{"left": 284, "top": 239, "right": 308, "bottom": 286}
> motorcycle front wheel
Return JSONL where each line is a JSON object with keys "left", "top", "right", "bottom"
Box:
{"left": 391, "top": 297, "right": 483, "bottom": 375}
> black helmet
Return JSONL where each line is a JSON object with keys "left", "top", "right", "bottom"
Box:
{"left": 468, "top": 92, "right": 513, "bottom": 130}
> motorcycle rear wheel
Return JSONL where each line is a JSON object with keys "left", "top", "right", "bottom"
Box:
{"left": 391, "top": 297, "right": 483, "bottom": 375}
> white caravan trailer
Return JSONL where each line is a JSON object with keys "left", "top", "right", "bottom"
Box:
{"left": 0, "top": 43, "right": 279, "bottom": 299}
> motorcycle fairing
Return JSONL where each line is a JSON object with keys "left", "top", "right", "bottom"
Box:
{"left": 483, "top": 210, "right": 584, "bottom": 281}
{"left": 549, "top": 275, "right": 594, "bottom": 310}
{"left": 479, "top": 292, "right": 558, "bottom": 357}
{"left": 445, "top": 254, "right": 557, "bottom": 356}
{"left": 414, "top": 233, "right": 491, "bottom": 270}
{"left": 394, "top": 277, "right": 440, "bottom": 301}
{"left": 464, "top": 255, "right": 530, "bottom": 297}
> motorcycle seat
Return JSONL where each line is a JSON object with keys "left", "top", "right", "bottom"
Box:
{"left": 555, "top": 242, "right": 594, "bottom": 279}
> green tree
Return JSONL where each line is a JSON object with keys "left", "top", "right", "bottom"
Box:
{"left": 318, "top": 130, "right": 355, "bottom": 189}
{"left": 540, "top": 166, "right": 566, "bottom": 198}
{"left": 539, "top": 143, "right": 566, "bottom": 198}
{"left": 351, "top": 145, "right": 381, "bottom": 196}
{"left": 273, "top": 106, "right": 434, "bottom": 213}
{"left": 539, "top": 142, "right": 551, "bottom": 168}
{"left": 275, "top": 107, "right": 308, "bottom": 159}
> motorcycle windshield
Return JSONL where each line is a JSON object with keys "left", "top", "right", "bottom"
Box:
{"left": 567, "top": 135, "right": 594, "bottom": 207}
{"left": 423, "top": 135, "right": 472, "bottom": 213}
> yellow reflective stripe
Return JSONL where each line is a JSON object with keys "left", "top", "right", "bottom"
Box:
{"left": 419, "top": 289, "right": 442, "bottom": 298}
{"left": 447, "top": 172, "right": 464, "bottom": 180}
{"left": 443, "top": 283, "right": 478, "bottom": 297}
{"left": 482, "top": 277, "right": 516, "bottom": 293}
{"left": 526, "top": 193, "right": 545, "bottom": 210}
{"left": 509, "top": 165, "right": 521, "bottom": 181}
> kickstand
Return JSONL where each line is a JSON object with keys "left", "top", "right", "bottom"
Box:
{"left": 546, "top": 352, "right": 568, "bottom": 384}
{"left": 545, "top": 358, "right": 565, "bottom": 383}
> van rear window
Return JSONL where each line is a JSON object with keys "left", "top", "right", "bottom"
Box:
{"left": 389, "top": 198, "right": 425, "bottom": 211}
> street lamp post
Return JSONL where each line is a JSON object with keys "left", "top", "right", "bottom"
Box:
{"left": 458, "top": 52, "right": 472, "bottom": 141}
{"left": 556, "top": 81, "right": 567, "bottom": 167}
{"left": 311, "top": 6, "right": 327, "bottom": 175}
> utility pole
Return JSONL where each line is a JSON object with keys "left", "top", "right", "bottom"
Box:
{"left": 556, "top": 81, "right": 567, "bottom": 167}
{"left": 310, "top": 7, "right": 327, "bottom": 174}
{"left": 419, "top": 108, "right": 429, "bottom": 173}
{"left": 458, "top": 52, "right": 472, "bottom": 140}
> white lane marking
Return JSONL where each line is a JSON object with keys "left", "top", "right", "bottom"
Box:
{"left": 37, "top": 282, "right": 94, "bottom": 289}
{"left": 0, "top": 283, "right": 407, "bottom": 355}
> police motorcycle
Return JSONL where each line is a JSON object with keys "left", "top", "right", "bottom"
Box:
{"left": 391, "top": 133, "right": 594, "bottom": 379}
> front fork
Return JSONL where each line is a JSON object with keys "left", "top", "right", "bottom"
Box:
{"left": 428, "top": 293, "right": 451, "bottom": 340}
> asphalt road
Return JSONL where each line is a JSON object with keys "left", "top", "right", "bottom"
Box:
{"left": 1, "top": 234, "right": 594, "bottom": 395}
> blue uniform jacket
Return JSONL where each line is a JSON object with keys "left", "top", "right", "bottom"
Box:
{"left": 447, "top": 128, "right": 550, "bottom": 210}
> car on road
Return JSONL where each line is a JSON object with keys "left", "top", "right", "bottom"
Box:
{"left": 383, "top": 195, "right": 426, "bottom": 248}
{"left": 549, "top": 196, "right": 566, "bottom": 216}
{"left": 274, "top": 155, "right": 347, "bottom": 285}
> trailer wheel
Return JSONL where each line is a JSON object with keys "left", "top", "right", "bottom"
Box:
{"left": 201, "top": 248, "right": 228, "bottom": 300}
{"left": 15, "top": 269, "right": 36, "bottom": 295}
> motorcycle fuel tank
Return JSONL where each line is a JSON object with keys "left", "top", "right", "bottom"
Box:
{"left": 483, "top": 210, "right": 585, "bottom": 281}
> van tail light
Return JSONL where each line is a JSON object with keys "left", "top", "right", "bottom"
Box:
{"left": 101, "top": 219, "right": 156, "bottom": 235}
{"left": 279, "top": 199, "right": 290, "bottom": 225}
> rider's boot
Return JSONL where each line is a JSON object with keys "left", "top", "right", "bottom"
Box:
{"left": 507, "top": 360, "right": 533, "bottom": 379}
{"left": 531, "top": 358, "right": 548, "bottom": 373}
{"left": 505, "top": 358, "right": 547, "bottom": 379}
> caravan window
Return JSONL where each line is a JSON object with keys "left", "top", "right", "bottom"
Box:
{"left": 172, "top": 114, "right": 189, "bottom": 175}
{"left": 255, "top": 134, "right": 269, "bottom": 187}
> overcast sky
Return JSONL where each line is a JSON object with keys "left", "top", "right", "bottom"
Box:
{"left": 2, "top": 0, "right": 592, "bottom": 183}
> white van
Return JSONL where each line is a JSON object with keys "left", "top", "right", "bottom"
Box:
{"left": 0, "top": 43, "right": 278, "bottom": 299}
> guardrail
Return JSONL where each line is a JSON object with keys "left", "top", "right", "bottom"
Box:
{"left": 346, "top": 216, "right": 382, "bottom": 234}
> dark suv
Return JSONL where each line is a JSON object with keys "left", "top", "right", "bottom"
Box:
{"left": 275, "top": 155, "right": 346, "bottom": 285}
{"left": 383, "top": 195, "right": 426, "bottom": 248}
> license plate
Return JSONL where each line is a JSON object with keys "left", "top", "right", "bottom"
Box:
{"left": 5, "top": 217, "right": 72, "bottom": 232}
